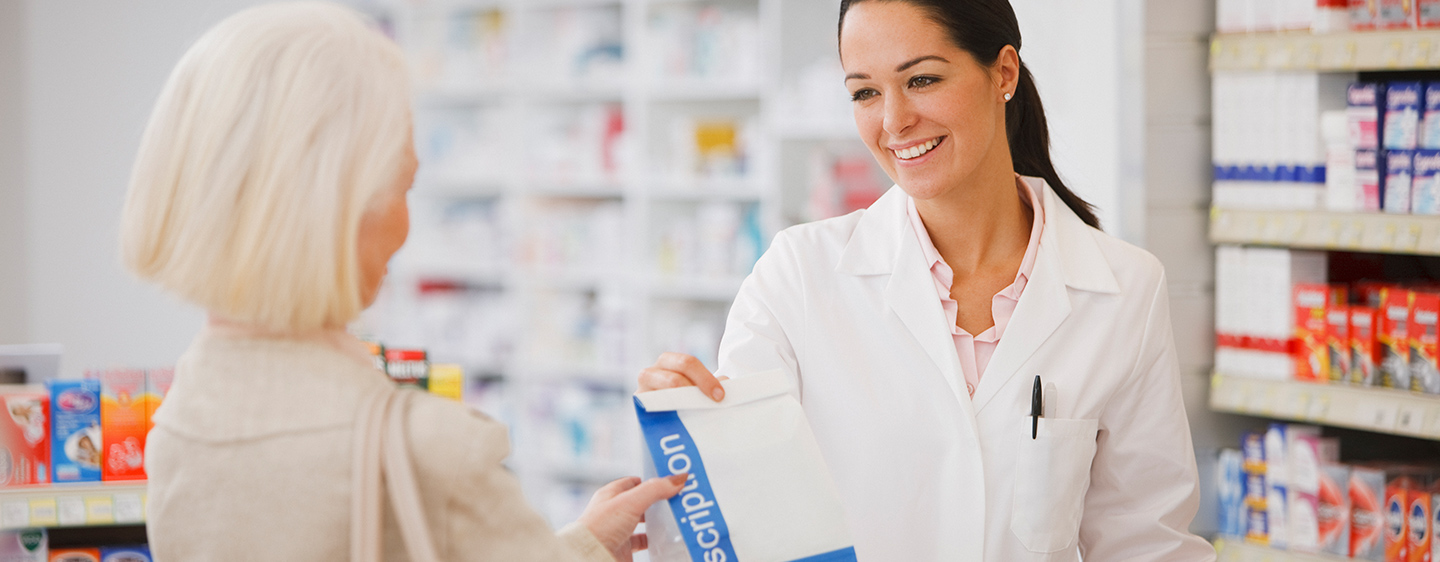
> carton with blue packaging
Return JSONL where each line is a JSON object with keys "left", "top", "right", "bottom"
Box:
{"left": 1218, "top": 448, "right": 1246, "bottom": 538}
{"left": 1387, "top": 150, "right": 1416, "bottom": 213}
{"left": 1350, "top": 82, "right": 1384, "bottom": 150}
{"left": 98, "top": 545, "right": 149, "bottom": 562}
{"left": 47, "top": 380, "right": 100, "bottom": 484}
{"left": 1413, "top": 150, "right": 1440, "bottom": 214}
{"left": 1357, "top": 149, "right": 1384, "bottom": 211}
{"left": 1422, "top": 83, "right": 1440, "bottom": 149}
{"left": 634, "top": 370, "right": 857, "bottom": 562}
{"left": 1386, "top": 82, "right": 1424, "bottom": 150}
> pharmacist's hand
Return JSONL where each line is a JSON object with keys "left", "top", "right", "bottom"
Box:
{"left": 637, "top": 352, "right": 727, "bottom": 401}
{"left": 578, "top": 475, "right": 688, "bottom": 562}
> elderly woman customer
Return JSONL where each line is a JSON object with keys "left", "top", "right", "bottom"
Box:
{"left": 119, "top": 3, "right": 682, "bottom": 560}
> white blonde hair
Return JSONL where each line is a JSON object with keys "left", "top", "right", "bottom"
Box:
{"left": 120, "top": 1, "right": 410, "bottom": 332}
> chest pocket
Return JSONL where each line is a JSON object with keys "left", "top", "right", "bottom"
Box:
{"left": 1010, "top": 417, "right": 1100, "bottom": 553}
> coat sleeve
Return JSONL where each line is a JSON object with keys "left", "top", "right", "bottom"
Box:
{"left": 1077, "top": 271, "right": 1217, "bottom": 562}
{"left": 407, "top": 396, "right": 614, "bottom": 562}
{"left": 716, "top": 229, "right": 805, "bottom": 391}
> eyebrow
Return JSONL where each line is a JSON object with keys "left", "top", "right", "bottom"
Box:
{"left": 844, "top": 55, "right": 951, "bottom": 81}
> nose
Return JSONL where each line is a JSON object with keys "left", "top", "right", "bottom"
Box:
{"left": 882, "top": 90, "right": 917, "bottom": 139}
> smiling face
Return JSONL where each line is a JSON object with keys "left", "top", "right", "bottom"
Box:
{"left": 840, "top": 1, "right": 1016, "bottom": 202}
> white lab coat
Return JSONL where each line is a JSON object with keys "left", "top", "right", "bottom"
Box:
{"left": 715, "top": 178, "right": 1216, "bottom": 561}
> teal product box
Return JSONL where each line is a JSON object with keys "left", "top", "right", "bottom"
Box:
{"left": 99, "top": 545, "right": 150, "bottom": 562}
{"left": 47, "top": 380, "right": 101, "bottom": 483}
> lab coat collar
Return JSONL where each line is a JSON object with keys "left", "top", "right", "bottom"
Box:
{"left": 834, "top": 178, "right": 1120, "bottom": 413}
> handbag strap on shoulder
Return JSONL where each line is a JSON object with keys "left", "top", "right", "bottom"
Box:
{"left": 351, "top": 387, "right": 441, "bottom": 562}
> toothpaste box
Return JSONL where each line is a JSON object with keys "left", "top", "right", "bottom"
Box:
{"left": 1423, "top": 84, "right": 1440, "bottom": 148}
{"left": 1330, "top": 305, "right": 1354, "bottom": 383}
{"left": 1388, "top": 150, "right": 1416, "bottom": 213}
{"left": 1359, "top": 149, "right": 1385, "bottom": 211}
{"left": 1321, "top": 464, "right": 1353, "bottom": 557}
{"left": 1409, "top": 491, "right": 1433, "bottom": 562}
{"left": 1380, "top": 288, "right": 1415, "bottom": 391}
{"left": 46, "top": 380, "right": 99, "bottom": 484}
{"left": 50, "top": 549, "right": 99, "bottom": 562}
{"left": 1355, "top": 467, "right": 1388, "bottom": 560}
{"left": 1414, "top": 150, "right": 1440, "bottom": 214}
{"left": 0, "top": 386, "right": 49, "bottom": 487}
{"left": 1220, "top": 448, "right": 1247, "bottom": 538}
{"left": 97, "top": 369, "right": 146, "bottom": 481}
{"left": 1389, "top": 82, "right": 1426, "bottom": 150}
{"left": 1379, "top": 0, "right": 1420, "bottom": 28}
{"left": 1354, "top": 307, "right": 1382, "bottom": 386}
{"left": 1411, "top": 292, "right": 1440, "bottom": 394}
{"left": 98, "top": 546, "right": 149, "bottom": 562}
{"left": 1353, "top": 83, "right": 1386, "bottom": 150}
{"left": 1295, "top": 284, "right": 1333, "bottom": 383}
{"left": 1353, "top": 0, "right": 1381, "bottom": 29}
{"left": 0, "top": 530, "right": 45, "bottom": 562}
{"left": 143, "top": 368, "right": 172, "bottom": 433}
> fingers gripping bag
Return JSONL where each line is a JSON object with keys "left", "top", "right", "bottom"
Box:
{"left": 634, "top": 369, "right": 857, "bottom": 562}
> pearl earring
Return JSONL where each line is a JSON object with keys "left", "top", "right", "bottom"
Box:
{"left": 1004, "top": 92, "right": 1013, "bottom": 101}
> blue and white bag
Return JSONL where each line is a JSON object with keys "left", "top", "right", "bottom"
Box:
{"left": 634, "top": 369, "right": 857, "bottom": 562}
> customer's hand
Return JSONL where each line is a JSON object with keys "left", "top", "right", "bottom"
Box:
{"left": 578, "top": 474, "right": 688, "bottom": 562}
{"left": 637, "top": 352, "right": 727, "bottom": 401}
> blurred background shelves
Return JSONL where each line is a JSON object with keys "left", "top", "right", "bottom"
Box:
{"left": 1213, "top": 538, "right": 1350, "bottom": 561}
{"left": 1211, "top": 29, "right": 1440, "bottom": 72}
{"left": 1209, "top": 208, "right": 1440, "bottom": 256}
{"left": 0, "top": 482, "right": 146, "bottom": 530}
{"left": 1210, "top": 373, "right": 1440, "bottom": 440}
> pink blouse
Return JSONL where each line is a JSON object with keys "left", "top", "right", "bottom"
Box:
{"left": 905, "top": 176, "right": 1044, "bottom": 397}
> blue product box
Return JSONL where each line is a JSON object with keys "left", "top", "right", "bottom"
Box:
{"left": 1386, "top": 150, "right": 1415, "bottom": 213}
{"left": 1385, "top": 81, "right": 1423, "bottom": 150}
{"left": 47, "top": 380, "right": 100, "bottom": 483}
{"left": 1218, "top": 448, "right": 1246, "bottom": 538}
{"left": 100, "top": 545, "right": 150, "bottom": 562}
{"left": 1422, "top": 82, "right": 1440, "bottom": 149}
{"left": 1413, "top": 149, "right": 1440, "bottom": 214}
{"left": 1350, "top": 82, "right": 1385, "bottom": 150}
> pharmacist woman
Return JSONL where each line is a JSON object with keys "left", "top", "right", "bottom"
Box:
{"left": 637, "top": 1, "right": 1216, "bottom": 560}
{"left": 122, "top": 3, "right": 682, "bottom": 561}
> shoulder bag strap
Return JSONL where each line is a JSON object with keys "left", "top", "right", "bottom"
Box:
{"left": 351, "top": 388, "right": 388, "bottom": 562}
{"left": 382, "top": 390, "right": 441, "bottom": 562}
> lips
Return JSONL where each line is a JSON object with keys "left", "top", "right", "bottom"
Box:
{"left": 891, "top": 137, "right": 944, "bottom": 160}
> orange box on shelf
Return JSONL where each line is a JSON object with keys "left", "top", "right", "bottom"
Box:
{"left": 1409, "top": 491, "right": 1433, "bottom": 562}
{"left": 1353, "top": 307, "right": 1383, "bottom": 386}
{"left": 1329, "top": 304, "right": 1354, "bottom": 384}
{"left": 49, "top": 548, "right": 100, "bottom": 562}
{"left": 97, "top": 369, "right": 146, "bottom": 481}
{"left": 1411, "top": 293, "right": 1440, "bottom": 395}
{"left": 143, "top": 368, "right": 173, "bottom": 433}
{"left": 0, "top": 386, "right": 49, "bottom": 487}
{"left": 1294, "top": 284, "right": 1332, "bottom": 383}
{"left": 1380, "top": 288, "right": 1416, "bottom": 391}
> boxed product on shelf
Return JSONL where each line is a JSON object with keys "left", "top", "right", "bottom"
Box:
{"left": 1380, "top": 288, "right": 1415, "bottom": 390}
{"left": 1410, "top": 491, "right": 1434, "bottom": 562}
{"left": 49, "top": 548, "right": 99, "bottom": 562}
{"left": 1355, "top": 466, "right": 1388, "bottom": 560}
{"left": 1217, "top": 0, "right": 1348, "bottom": 33}
{"left": 524, "top": 104, "right": 628, "bottom": 184}
{"left": 143, "top": 368, "right": 171, "bottom": 432}
{"left": 1220, "top": 448, "right": 1248, "bottom": 538}
{"left": 1410, "top": 292, "right": 1440, "bottom": 394}
{"left": 1215, "top": 246, "right": 1328, "bottom": 380}
{"left": 0, "top": 529, "right": 45, "bottom": 562}
{"left": 1354, "top": 306, "right": 1383, "bottom": 385}
{"left": 98, "top": 545, "right": 148, "bottom": 562}
{"left": 1351, "top": 82, "right": 1385, "bottom": 150}
{"left": 1359, "top": 148, "right": 1385, "bottom": 211}
{"left": 1423, "top": 84, "right": 1440, "bottom": 149}
{"left": 1320, "top": 463, "right": 1353, "bottom": 556}
{"left": 1412, "top": 150, "right": 1440, "bottom": 214}
{"left": 427, "top": 364, "right": 463, "bottom": 401}
{"left": 1267, "top": 424, "right": 1293, "bottom": 549}
{"left": 1351, "top": 0, "right": 1380, "bottom": 30}
{"left": 1424, "top": 0, "right": 1440, "bottom": 27}
{"left": 384, "top": 349, "right": 429, "bottom": 390}
{"left": 96, "top": 369, "right": 145, "bottom": 482}
{"left": 645, "top": 3, "right": 759, "bottom": 84}
{"left": 1328, "top": 304, "right": 1354, "bottom": 382}
{"left": 47, "top": 379, "right": 100, "bottom": 484}
{"left": 667, "top": 117, "right": 756, "bottom": 181}
{"left": 1388, "top": 150, "right": 1416, "bottom": 213}
{"left": 1377, "top": 0, "right": 1419, "bottom": 28}
{"left": 1288, "top": 430, "right": 1340, "bottom": 552}
{"left": 1294, "top": 284, "right": 1334, "bottom": 382}
{"left": 1386, "top": 82, "right": 1424, "bottom": 151}
{"left": 0, "top": 386, "right": 48, "bottom": 486}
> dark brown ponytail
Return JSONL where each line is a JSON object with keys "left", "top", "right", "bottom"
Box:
{"left": 838, "top": 0, "right": 1102, "bottom": 229}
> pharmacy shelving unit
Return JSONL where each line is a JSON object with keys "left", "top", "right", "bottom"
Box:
{"left": 0, "top": 482, "right": 146, "bottom": 530}
{"left": 1208, "top": 27, "right": 1440, "bottom": 559}
{"left": 353, "top": 0, "right": 864, "bottom": 525}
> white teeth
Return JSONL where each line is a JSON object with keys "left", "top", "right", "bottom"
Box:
{"left": 894, "top": 138, "right": 940, "bottom": 160}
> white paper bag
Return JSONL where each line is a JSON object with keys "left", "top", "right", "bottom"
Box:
{"left": 634, "top": 369, "right": 856, "bottom": 562}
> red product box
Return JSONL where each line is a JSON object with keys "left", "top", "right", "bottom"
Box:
{"left": 1424, "top": 0, "right": 1440, "bottom": 27}
{"left": 1380, "top": 289, "right": 1416, "bottom": 390}
{"left": 1379, "top": 0, "right": 1420, "bottom": 28}
{"left": 1296, "top": 284, "right": 1334, "bottom": 383}
{"left": 1409, "top": 491, "right": 1433, "bottom": 562}
{"left": 1330, "top": 305, "right": 1354, "bottom": 383}
{"left": 1387, "top": 471, "right": 1437, "bottom": 562}
{"left": 97, "top": 369, "right": 146, "bottom": 481}
{"left": 49, "top": 548, "right": 100, "bottom": 562}
{"left": 0, "top": 386, "right": 49, "bottom": 487}
{"left": 1412, "top": 293, "right": 1440, "bottom": 394}
{"left": 1353, "top": 0, "right": 1381, "bottom": 29}
{"left": 1356, "top": 466, "right": 1388, "bottom": 560}
{"left": 1355, "top": 307, "right": 1383, "bottom": 386}
{"left": 1321, "top": 464, "right": 1353, "bottom": 557}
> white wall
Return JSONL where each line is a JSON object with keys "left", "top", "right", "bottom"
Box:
{"left": 20, "top": 0, "right": 272, "bottom": 375}
{"left": 0, "top": 0, "right": 28, "bottom": 344}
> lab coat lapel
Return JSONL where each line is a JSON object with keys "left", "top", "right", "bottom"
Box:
{"left": 837, "top": 187, "right": 971, "bottom": 406}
